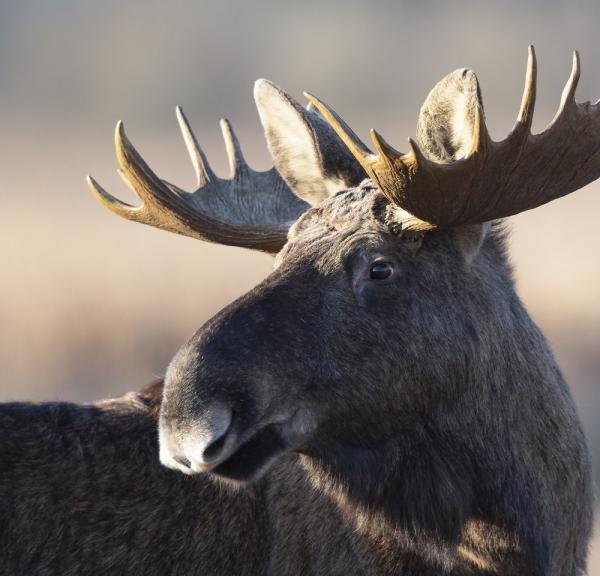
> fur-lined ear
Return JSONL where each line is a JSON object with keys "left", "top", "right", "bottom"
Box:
{"left": 453, "top": 223, "right": 491, "bottom": 264}
{"left": 254, "top": 79, "right": 366, "bottom": 206}
{"left": 416, "top": 71, "right": 491, "bottom": 262}
{"left": 416, "top": 68, "right": 484, "bottom": 163}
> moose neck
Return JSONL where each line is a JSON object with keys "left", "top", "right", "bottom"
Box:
{"left": 299, "top": 420, "right": 479, "bottom": 566}
{"left": 293, "top": 297, "right": 564, "bottom": 573}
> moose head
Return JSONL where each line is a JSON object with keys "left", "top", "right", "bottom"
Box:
{"left": 88, "top": 47, "right": 593, "bottom": 571}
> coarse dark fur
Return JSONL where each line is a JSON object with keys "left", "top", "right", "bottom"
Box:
{"left": 158, "top": 183, "right": 592, "bottom": 575}
{"left": 1, "top": 68, "right": 594, "bottom": 574}
{"left": 0, "top": 382, "right": 270, "bottom": 575}
{"left": 0, "top": 186, "right": 593, "bottom": 575}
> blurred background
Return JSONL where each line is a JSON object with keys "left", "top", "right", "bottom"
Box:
{"left": 0, "top": 0, "right": 599, "bottom": 568}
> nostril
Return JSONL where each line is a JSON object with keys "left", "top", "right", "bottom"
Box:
{"left": 173, "top": 455, "right": 191, "bottom": 469}
{"left": 202, "top": 432, "right": 228, "bottom": 462}
{"left": 174, "top": 404, "right": 235, "bottom": 468}
{"left": 201, "top": 411, "right": 234, "bottom": 463}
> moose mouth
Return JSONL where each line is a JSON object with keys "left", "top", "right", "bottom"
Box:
{"left": 209, "top": 424, "right": 288, "bottom": 483}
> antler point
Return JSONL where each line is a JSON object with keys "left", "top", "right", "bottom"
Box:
{"left": 369, "top": 128, "right": 400, "bottom": 162}
{"left": 114, "top": 120, "right": 130, "bottom": 153}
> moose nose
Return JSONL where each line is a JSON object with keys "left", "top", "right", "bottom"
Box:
{"left": 159, "top": 403, "right": 235, "bottom": 473}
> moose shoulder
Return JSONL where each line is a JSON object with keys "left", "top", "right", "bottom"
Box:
{"left": 1, "top": 47, "right": 594, "bottom": 575}
{"left": 0, "top": 382, "right": 271, "bottom": 575}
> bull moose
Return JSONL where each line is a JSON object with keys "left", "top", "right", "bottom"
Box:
{"left": 0, "top": 47, "right": 595, "bottom": 575}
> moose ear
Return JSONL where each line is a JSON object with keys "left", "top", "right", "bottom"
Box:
{"left": 415, "top": 68, "right": 484, "bottom": 163}
{"left": 416, "top": 69, "right": 490, "bottom": 261}
{"left": 254, "top": 79, "right": 366, "bottom": 206}
{"left": 453, "top": 223, "right": 491, "bottom": 264}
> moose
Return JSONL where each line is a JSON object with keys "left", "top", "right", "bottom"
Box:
{"left": 0, "top": 47, "right": 595, "bottom": 575}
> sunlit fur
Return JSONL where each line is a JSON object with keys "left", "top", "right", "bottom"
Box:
{"left": 0, "top": 182, "right": 592, "bottom": 574}
{"left": 1, "top": 65, "right": 594, "bottom": 574}
{"left": 159, "top": 181, "right": 592, "bottom": 575}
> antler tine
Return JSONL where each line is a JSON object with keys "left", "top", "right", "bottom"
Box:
{"left": 515, "top": 45, "right": 538, "bottom": 131}
{"left": 89, "top": 110, "right": 308, "bottom": 253}
{"left": 310, "top": 47, "right": 600, "bottom": 229}
{"left": 551, "top": 50, "right": 581, "bottom": 126}
{"left": 220, "top": 118, "right": 247, "bottom": 178}
{"left": 176, "top": 106, "right": 216, "bottom": 188}
{"left": 470, "top": 98, "right": 491, "bottom": 159}
{"left": 86, "top": 175, "right": 138, "bottom": 219}
{"left": 407, "top": 137, "right": 434, "bottom": 169}
{"left": 370, "top": 129, "right": 403, "bottom": 163}
{"left": 115, "top": 120, "right": 178, "bottom": 209}
{"left": 303, "top": 92, "right": 375, "bottom": 171}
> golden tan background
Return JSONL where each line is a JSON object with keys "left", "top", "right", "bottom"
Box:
{"left": 1, "top": 0, "right": 599, "bottom": 568}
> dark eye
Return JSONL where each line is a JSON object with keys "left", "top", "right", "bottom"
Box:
{"left": 369, "top": 262, "right": 393, "bottom": 280}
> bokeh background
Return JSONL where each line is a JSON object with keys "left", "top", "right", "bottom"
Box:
{"left": 1, "top": 0, "right": 599, "bottom": 569}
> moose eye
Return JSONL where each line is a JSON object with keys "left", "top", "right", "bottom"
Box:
{"left": 369, "top": 262, "right": 393, "bottom": 280}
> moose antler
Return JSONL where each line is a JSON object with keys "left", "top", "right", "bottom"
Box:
{"left": 87, "top": 107, "right": 308, "bottom": 253}
{"left": 305, "top": 47, "right": 600, "bottom": 230}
